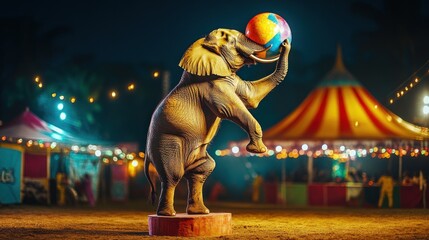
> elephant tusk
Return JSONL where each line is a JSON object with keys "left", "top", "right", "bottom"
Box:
{"left": 250, "top": 54, "right": 280, "bottom": 63}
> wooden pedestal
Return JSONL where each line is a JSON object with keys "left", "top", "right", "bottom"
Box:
{"left": 148, "top": 213, "right": 232, "bottom": 237}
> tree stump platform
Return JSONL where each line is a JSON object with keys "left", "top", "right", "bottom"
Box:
{"left": 148, "top": 213, "right": 232, "bottom": 237}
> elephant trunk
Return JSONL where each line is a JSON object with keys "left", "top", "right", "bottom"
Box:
{"left": 238, "top": 40, "right": 290, "bottom": 110}
{"left": 271, "top": 44, "right": 289, "bottom": 85}
{"left": 236, "top": 33, "right": 280, "bottom": 64}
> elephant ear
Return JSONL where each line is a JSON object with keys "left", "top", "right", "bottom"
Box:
{"left": 179, "top": 38, "right": 231, "bottom": 77}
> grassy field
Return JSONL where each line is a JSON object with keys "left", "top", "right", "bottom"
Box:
{"left": 1, "top": 201, "right": 428, "bottom": 239}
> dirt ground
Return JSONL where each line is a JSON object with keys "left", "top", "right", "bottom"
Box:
{"left": 1, "top": 200, "right": 428, "bottom": 240}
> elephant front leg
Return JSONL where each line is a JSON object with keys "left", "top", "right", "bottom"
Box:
{"left": 210, "top": 84, "right": 267, "bottom": 154}
{"left": 184, "top": 155, "right": 215, "bottom": 214}
{"left": 244, "top": 122, "right": 267, "bottom": 154}
{"left": 230, "top": 111, "right": 267, "bottom": 154}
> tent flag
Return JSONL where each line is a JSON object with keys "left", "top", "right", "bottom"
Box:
{"left": 0, "top": 146, "right": 23, "bottom": 204}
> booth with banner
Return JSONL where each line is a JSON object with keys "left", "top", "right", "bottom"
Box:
{"left": 0, "top": 143, "right": 24, "bottom": 204}
{"left": 0, "top": 109, "right": 107, "bottom": 205}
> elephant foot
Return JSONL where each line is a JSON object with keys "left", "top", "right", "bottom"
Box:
{"left": 157, "top": 207, "right": 176, "bottom": 216}
{"left": 246, "top": 140, "right": 267, "bottom": 153}
{"left": 187, "top": 203, "right": 210, "bottom": 215}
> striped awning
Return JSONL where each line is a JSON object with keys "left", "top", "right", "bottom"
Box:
{"left": 263, "top": 48, "right": 429, "bottom": 144}
{"left": 0, "top": 108, "right": 88, "bottom": 144}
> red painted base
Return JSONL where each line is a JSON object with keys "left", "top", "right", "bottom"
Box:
{"left": 148, "top": 212, "right": 232, "bottom": 237}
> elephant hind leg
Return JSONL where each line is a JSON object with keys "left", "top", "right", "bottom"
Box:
{"left": 157, "top": 181, "right": 179, "bottom": 216}
{"left": 153, "top": 135, "right": 185, "bottom": 216}
{"left": 184, "top": 153, "right": 216, "bottom": 214}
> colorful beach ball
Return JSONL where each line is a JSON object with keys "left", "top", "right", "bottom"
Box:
{"left": 245, "top": 12, "right": 292, "bottom": 58}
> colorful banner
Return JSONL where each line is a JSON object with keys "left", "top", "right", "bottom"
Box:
{"left": 50, "top": 151, "right": 69, "bottom": 178}
{"left": 68, "top": 152, "right": 100, "bottom": 202}
{"left": 0, "top": 147, "right": 23, "bottom": 204}
{"left": 24, "top": 152, "right": 48, "bottom": 178}
{"left": 111, "top": 164, "right": 128, "bottom": 201}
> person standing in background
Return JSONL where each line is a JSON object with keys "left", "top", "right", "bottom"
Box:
{"left": 252, "top": 172, "right": 264, "bottom": 203}
{"left": 401, "top": 171, "right": 412, "bottom": 186}
{"left": 377, "top": 171, "right": 394, "bottom": 208}
{"left": 82, "top": 173, "right": 95, "bottom": 207}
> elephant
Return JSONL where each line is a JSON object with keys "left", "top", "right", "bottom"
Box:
{"left": 144, "top": 28, "right": 291, "bottom": 216}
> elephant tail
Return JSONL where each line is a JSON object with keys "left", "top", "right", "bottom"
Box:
{"left": 144, "top": 156, "right": 157, "bottom": 205}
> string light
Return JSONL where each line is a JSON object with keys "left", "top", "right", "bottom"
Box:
{"left": 32, "top": 70, "right": 162, "bottom": 106}
{"left": 217, "top": 143, "right": 429, "bottom": 159}
{"left": 0, "top": 134, "right": 147, "bottom": 164}
{"left": 389, "top": 60, "right": 429, "bottom": 105}
{"left": 131, "top": 159, "right": 138, "bottom": 167}
{"left": 59, "top": 112, "right": 67, "bottom": 120}
{"left": 127, "top": 83, "right": 135, "bottom": 91}
{"left": 110, "top": 90, "right": 117, "bottom": 99}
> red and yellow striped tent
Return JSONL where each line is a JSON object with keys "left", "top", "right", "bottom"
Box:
{"left": 262, "top": 49, "right": 428, "bottom": 149}
{"left": 225, "top": 48, "right": 428, "bottom": 157}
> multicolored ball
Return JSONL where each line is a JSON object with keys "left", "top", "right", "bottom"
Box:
{"left": 245, "top": 12, "right": 292, "bottom": 58}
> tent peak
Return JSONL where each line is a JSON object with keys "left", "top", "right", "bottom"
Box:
{"left": 318, "top": 45, "right": 360, "bottom": 87}
{"left": 334, "top": 44, "right": 346, "bottom": 72}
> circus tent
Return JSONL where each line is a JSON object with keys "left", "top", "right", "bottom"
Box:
{"left": 228, "top": 48, "right": 428, "bottom": 152}
{"left": 263, "top": 48, "right": 428, "bottom": 148}
{"left": 224, "top": 47, "right": 429, "bottom": 182}
{"left": 0, "top": 108, "right": 85, "bottom": 144}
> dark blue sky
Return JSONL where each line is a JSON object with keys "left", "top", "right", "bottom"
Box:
{"left": 2, "top": 0, "right": 382, "bottom": 73}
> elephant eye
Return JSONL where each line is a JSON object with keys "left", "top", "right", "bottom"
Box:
{"left": 230, "top": 37, "right": 236, "bottom": 45}
{"left": 216, "top": 30, "right": 226, "bottom": 38}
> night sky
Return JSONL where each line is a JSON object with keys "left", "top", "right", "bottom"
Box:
{"left": 2, "top": 0, "right": 379, "bottom": 69}
{"left": 1, "top": 0, "right": 429, "bottom": 151}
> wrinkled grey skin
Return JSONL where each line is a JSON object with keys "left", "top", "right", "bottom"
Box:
{"left": 145, "top": 29, "right": 291, "bottom": 216}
